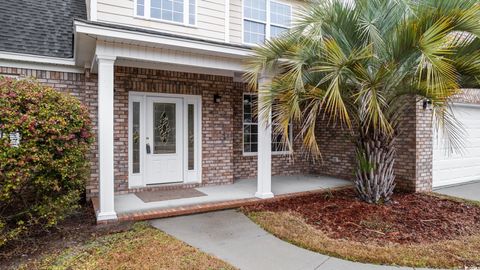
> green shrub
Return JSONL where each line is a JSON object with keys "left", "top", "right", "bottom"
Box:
{"left": 0, "top": 77, "right": 93, "bottom": 247}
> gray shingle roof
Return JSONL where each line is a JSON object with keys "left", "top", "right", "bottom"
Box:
{"left": 0, "top": 0, "right": 87, "bottom": 58}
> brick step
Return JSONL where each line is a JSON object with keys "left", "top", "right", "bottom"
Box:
{"left": 92, "top": 185, "right": 351, "bottom": 225}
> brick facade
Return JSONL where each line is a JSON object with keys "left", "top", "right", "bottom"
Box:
{"left": 312, "top": 120, "right": 356, "bottom": 181}
{"left": 310, "top": 99, "right": 434, "bottom": 193}
{"left": 1, "top": 65, "right": 450, "bottom": 199}
{"left": 0, "top": 66, "right": 100, "bottom": 198}
{"left": 394, "top": 99, "right": 433, "bottom": 192}
{"left": 113, "top": 67, "right": 236, "bottom": 194}
{"left": 231, "top": 82, "right": 314, "bottom": 180}
{"left": 454, "top": 89, "right": 480, "bottom": 104}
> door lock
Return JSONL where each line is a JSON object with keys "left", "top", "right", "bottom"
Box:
{"left": 146, "top": 143, "right": 151, "bottom": 154}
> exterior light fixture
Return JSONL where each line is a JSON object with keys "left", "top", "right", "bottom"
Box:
{"left": 214, "top": 94, "right": 222, "bottom": 103}
{"left": 423, "top": 99, "right": 432, "bottom": 110}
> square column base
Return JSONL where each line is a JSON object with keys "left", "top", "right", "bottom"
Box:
{"left": 255, "top": 192, "right": 274, "bottom": 199}
{"left": 96, "top": 211, "right": 118, "bottom": 221}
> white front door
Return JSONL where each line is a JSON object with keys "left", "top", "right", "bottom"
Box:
{"left": 145, "top": 97, "right": 184, "bottom": 184}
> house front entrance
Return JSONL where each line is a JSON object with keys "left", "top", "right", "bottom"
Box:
{"left": 129, "top": 92, "right": 202, "bottom": 188}
{"left": 146, "top": 97, "right": 183, "bottom": 184}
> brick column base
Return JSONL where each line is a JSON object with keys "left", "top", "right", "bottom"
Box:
{"left": 395, "top": 98, "right": 433, "bottom": 192}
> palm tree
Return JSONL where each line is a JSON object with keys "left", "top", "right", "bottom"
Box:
{"left": 245, "top": 0, "right": 480, "bottom": 204}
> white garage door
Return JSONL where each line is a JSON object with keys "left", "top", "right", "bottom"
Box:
{"left": 433, "top": 104, "right": 480, "bottom": 187}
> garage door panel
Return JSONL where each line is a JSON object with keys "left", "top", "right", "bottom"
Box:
{"left": 434, "top": 176, "right": 480, "bottom": 187}
{"left": 433, "top": 148, "right": 480, "bottom": 160}
{"left": 433, "top": 157, "right": 480, "bottom": 170}
{"left": 434, "top": 166, "right": 480, "bottom": 180}
{"left": 466, "top": 129, "right": 480, "bottom": 137}
{"left": 433, "top": 104, "right": 480, "bottom": 187}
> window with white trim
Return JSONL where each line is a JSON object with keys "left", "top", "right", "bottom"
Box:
{"left": 243, "top": 0, "right": 291, "bottom": 44}
{"left": 135, "top": 0, "right": 196, "bottom": 25}
{"left": 243, "top": 93, "right": 292, "bottom": 154}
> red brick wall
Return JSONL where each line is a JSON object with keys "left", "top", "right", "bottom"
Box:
{"left": 0, "top": 67, "right": 100, "bottom": 198}
{"left": 394, "top": 99, "right": 433, "bottom": 192}
{"left": 310, "top": 99, "right": 434, "bottom": 193}
{"left": 113, "top": 67, "right": 236, "bottom": 193}
{"left": 2, "top": 65, "right": 450, "bottom": 198}
{"left": 454, "top": 89, "right": 480, "bottom": 104}
{"left": 312, "top": 119, "right": 356, "bottom": 180}
{"left": 231, "top": 82, "right": 314, "bottom": 180}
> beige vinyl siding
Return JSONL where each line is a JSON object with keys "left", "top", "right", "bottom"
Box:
{"left": 230, "top": 0, "right": 243, "bottom": 44}
{"left": 96, "top": 0, "right": 227, "bottom": 42}
{"left": 95, "top": 0, "right": 302, "bottom": 45}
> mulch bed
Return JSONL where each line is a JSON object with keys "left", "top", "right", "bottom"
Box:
{"left": 0, "top": 204, "right": 134, "bottom": 270}
{"left": 244, "top": 189, "right": 480, "bottom": 245}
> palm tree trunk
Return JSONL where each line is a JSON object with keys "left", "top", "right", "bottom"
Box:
{"left": 354, "top": 131, "right": 396, "bottom": 204}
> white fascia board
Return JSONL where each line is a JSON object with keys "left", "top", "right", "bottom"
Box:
{"left": 0, "top": 51, "right": 77, "bottom": 66}
{"left": 74, "top": 21, "right": 253, "bottom": 59}
{"left": 94, "top": 40, "right": 245, "bottom": 72}
{"left": 0, "top": 52, "right": 84, "bottom": 73}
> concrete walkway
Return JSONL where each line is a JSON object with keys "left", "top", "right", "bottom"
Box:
{"left": 435, "top": 181, "right": 480, "bottom": 201}
{"left": 151, "top": 210, "right": 435, "bottom": 270}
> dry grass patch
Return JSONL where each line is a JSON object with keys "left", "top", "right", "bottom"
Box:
{"left": 247, "top": 211, "right": 480, "bottom": 269}
{"left": 20, "top": 223, "right": 235, "bottom": 270}
{"left": 432, "top": 192, "right": 480, "bottom": 208}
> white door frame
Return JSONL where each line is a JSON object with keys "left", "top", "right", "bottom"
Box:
{"left": 128, "top": 91, "right": 202, "bottom": 188}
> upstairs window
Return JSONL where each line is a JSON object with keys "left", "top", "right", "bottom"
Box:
{"left": 244, "top": 0, "right": 291, "bottom": 44}
{"left": 137, "top": 0, "right": 145, "bottom": 16}
{"left": 136, "top": 0, "right": 196, "bottom": 26}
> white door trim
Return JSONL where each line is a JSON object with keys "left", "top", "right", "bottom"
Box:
{"left": 128, "top": 91, "right": 202, "bottom": 188}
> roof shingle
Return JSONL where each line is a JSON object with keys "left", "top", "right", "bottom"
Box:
{"left": 0, "top": 0, "right": 87, "bottom": 58}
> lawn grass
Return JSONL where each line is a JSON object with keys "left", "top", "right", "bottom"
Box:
{"left": 246, "top": 211, "right": 480, "bottom": 269}
{"left": 19, "top": 223, "right": 235, "bottom": 270}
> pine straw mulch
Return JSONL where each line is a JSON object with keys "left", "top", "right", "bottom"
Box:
{"left": 245, "top": 189, "right": 480, "bottom": 245}
{"left": 242, "top": 188, "right": 480, "bottom": 268}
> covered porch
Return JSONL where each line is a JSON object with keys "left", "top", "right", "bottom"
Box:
{"left": 74, "top": 20, "right": 351, "bottom": 223}
{"left": 94, "top": 175, "right": 351, "bottom": 222}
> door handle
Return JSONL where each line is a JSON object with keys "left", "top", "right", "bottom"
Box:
{"left": 146, "top": 143, "right": 151, "bottom": 154}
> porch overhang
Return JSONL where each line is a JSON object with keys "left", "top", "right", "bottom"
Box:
{"left": 76, "top": 19, "right": 278, "bottom": 222}
{"left": 73, "top": 20, "right": 253, "bottom": 75}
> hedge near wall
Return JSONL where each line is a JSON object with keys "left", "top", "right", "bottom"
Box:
{"left": 0, "top": 77, "right": 93, "bottom": 247}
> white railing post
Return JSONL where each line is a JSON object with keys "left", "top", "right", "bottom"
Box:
{"left": 96, "top": 55, "right": 117, "bottom": 221}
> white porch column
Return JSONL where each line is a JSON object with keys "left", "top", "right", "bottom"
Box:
{"left": 255, "top": 76, "right": 274, "bottom": 199}
{"left": 96, "top": 55, "right": 117, "bottom": 221}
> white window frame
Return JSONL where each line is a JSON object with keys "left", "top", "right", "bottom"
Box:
{"left": 242, "top": 93, "right": 293, "bottom": 156}
{"left": 242, "top": 0, "right": 292, "bottom": 46}
{"left": 134, "top": 0, "right": 197, "bottom": 27}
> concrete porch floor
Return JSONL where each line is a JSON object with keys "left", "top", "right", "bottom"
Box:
{"left": 114, "top": 175, "right": 351, "bottom": 216}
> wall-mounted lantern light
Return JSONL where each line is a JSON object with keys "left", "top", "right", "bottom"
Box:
{"left": 214, "top": 94, "right": 222, "bottom": 103}
{"left": 422, "top": 99, "right": 432, "bottom": 110}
